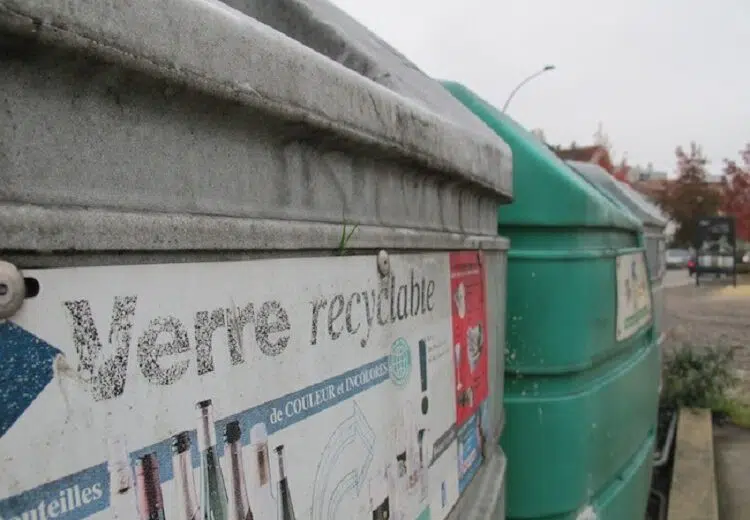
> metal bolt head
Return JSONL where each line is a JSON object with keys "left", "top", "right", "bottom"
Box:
{"left": 0, "top": 261, "right": 25, "bottom": 319}
{"left": 377, "top": 250, "right": 390, "bottom": 277}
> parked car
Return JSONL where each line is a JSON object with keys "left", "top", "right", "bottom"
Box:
{"left": 665, "top": 248, "right": 691, "bottom": 269}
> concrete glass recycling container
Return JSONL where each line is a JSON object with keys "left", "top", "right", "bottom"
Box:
{"left": 442, "top": 82, "right": 659, "bottom": 520}
{"left": 0, "top": 2, "right": 512, "bottom": 519}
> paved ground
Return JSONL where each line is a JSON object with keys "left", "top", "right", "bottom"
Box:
{"left": 663, "top": 269, "right": 693, "bottom": 289}
{"left": 661, "top": 274, "right": 750, "bottom": 520}
{"left": 714, "top": 424, "right": 750, "bottom": 520}
{"left": 662, "top": 273, "right": 750, "bottom": 397}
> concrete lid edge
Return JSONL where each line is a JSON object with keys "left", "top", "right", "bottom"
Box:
{"left": 0, "top": 0, "right": 513, "bottom": 198}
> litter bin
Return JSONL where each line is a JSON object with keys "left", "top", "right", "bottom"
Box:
{"left": 0, "top": 2, "right": 512, "bottom": 519}
{"left": 442, "top": 82, "right": 659, "bottom": 520}
{"left": 567, "top": 161, "right": 669, "bottom": 345}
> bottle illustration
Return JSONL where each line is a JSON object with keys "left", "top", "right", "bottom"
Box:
{"left": 417, "top": 428, "right": 429, "bottom": 501}
{"left": 107, "top": 436, "right": 139, "bottom": 519}
{"left": 135, "top": 453, "right": 166, "bottom": 520}
{"left": 467, "top": 324, "right": 483, "bottom": 374}
{"left": 248, "top": 422, "right": 275, "bottom": 518}
{"left": 403, "top": 403, "right": 420, "bottom": 492}
{"left": 385, "top": 463, "right": 403, "bottom": 520}
{"left": 197, "top": 399, "right": 229, "bottom": 520}
{"left": 275, "top": 445, "right": 296, "bottom": 520}
{"left": 454, "top": 343, "right": 462, "bottom": 392}
{"left": 454, "top": 282, "right": 466, "bottom": 319}
{"left": 225, "top": 420, "right": 255, "bottom": 520}
{"left": 368, "top": 468, "right": 390, "bottom": 520}
{"left": 396, "top": 451, "right": 407, "bottom": 479}
{"left": 172, "top": 431, "right": 201, "bottom": 520}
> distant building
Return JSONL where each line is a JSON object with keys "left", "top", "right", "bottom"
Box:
{"left": 553, "top": 143, "right": 616, "bottom": 176}
{"left": 627, "top": 163, "right": 668, "bottom": 183}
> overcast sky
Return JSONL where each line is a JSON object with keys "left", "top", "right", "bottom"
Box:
{"left": 331, "top": 0, "right": 749, "bottom": 176}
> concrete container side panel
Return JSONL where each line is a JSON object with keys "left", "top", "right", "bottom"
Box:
{"left": 0, "top": 203, "right": 510, "bottom": 269}
{"left": 0, "top": 46, "right": 498, "bottom": 236}
{"left": 483, "top": 251, "right": 506, "bottom": 442}
{"left": 447, "top": 448, "right": 507, "bottom": 520}
{"left": 439, "top": 249, "right": 507, "bottom": 520}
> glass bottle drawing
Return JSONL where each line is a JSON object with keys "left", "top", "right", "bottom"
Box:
{"left": 248, "top": 423, "right": 275, "bottom": 519}
{"left": 386, "top": 462, "right": 403, "bottom": 520}
{"left": 135, "top": 453, "right": 166, "bottom": 520}
{"left": 417, "top": 428, "right": 429, "bottom": 501}
{"left": 197, "top": 399, "right": 229, "bottom": 520}
{"left": 107, "top": 436, "right": 139, "bottom": 519}
{"left": 225, "top": 420, "right": 254, "bottom": 520}
{"left": 172, "top": 431, "right": 201, "bottom": 520}
{"left": 403, "top": 402, "right": 419, "bottom": 491}
{"left": 275, "top": 445, "right": 296, "bottom": 520}
{"left": 368, "top": 467, "right": 390, "bottom": 520}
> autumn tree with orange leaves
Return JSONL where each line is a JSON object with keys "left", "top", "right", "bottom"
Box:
{"left": 658, "top": 143, "right": 722, "bottom": 246}
{"left": 721, "top": 144, "right": 750, "bottom": 242}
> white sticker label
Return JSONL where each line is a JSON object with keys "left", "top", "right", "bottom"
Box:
{"left": 0, "top": 253, "right": 491, "bottom": 520}
{"left": 615, "top": 252, "right": 652, "bottom": 341}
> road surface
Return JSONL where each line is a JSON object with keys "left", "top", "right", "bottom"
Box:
{"left": 663, "top": 269, "right": 692, "bottom": 289}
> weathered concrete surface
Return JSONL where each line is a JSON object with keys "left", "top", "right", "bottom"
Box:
{"left": 714, "top": 423, "right": 750, "bottom": 520}
{"left": 667, "top": 408, "right": 718, "bottom": 520}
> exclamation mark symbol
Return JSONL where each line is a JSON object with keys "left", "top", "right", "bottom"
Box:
{"left": 419, "top": 339, "right": 429, "bottom": 415}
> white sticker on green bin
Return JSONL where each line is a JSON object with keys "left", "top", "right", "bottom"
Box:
{"left": 616, "top": 252, "right": 653, "bottom": 341}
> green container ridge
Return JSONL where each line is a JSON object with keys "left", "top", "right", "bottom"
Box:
{"left": 442, "top": 81, "right": 659, "bottom": 520}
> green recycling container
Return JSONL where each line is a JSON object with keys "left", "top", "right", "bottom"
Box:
{"left": 442, "top": 82, "right": 660, "bottom": 520}
{"left": 567, "top": 161, "right": 668, "bottom": 347}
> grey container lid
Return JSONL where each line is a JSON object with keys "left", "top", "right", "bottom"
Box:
{"left": 220, "top": 0, "right": 502, "bottom": 143}
{"left": 0, "top": 0, "right": 511, "bottom": 198}
{"left": 618, "top": 181, "right": 669, "bottom": 228}
{"left": 0, "top": 0, "right": 512, "bottom": 255}
{"left": 567, "top": 161, "right": 668, "bottom": 230}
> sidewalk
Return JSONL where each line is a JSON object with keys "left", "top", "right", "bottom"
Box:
{"left": 663, "top": 280, "right": 750, "bottom": 520}
{"left": 714, "top": 424, "right": 750, "bottom": 520}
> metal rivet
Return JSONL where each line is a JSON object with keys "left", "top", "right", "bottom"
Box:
{"left": 0, "top": 260, "right": 25, "bottom": 319}
{"left": 377, "top": 250, "right": 390, "bottom": 277}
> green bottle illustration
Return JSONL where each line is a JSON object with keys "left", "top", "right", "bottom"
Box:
{"left": 275, "top": 445, "right": 296, "bottom": 520}
{"left": 197, "top": 400, "right": 229, "bottom": 520}
{"left": 225, "top": 420, "right": 254, "bottom": 520}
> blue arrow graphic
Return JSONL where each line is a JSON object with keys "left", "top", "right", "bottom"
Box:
{"left": 312, "top": 401, "right": 375, "bottom": 520}
{"left": 0, "top": 322, "right": 64, "bottom": 438}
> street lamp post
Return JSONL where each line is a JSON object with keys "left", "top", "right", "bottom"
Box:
{"left": 501, "top": 65, "right": 556, "bottom": 113}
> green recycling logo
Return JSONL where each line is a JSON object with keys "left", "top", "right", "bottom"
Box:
{"left": 388, "top": 337, "right": 412, "bottom": 387}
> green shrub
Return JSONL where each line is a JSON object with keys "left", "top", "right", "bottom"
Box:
{"left": 661, "top": 345, "right": 738, "bottom": 409}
